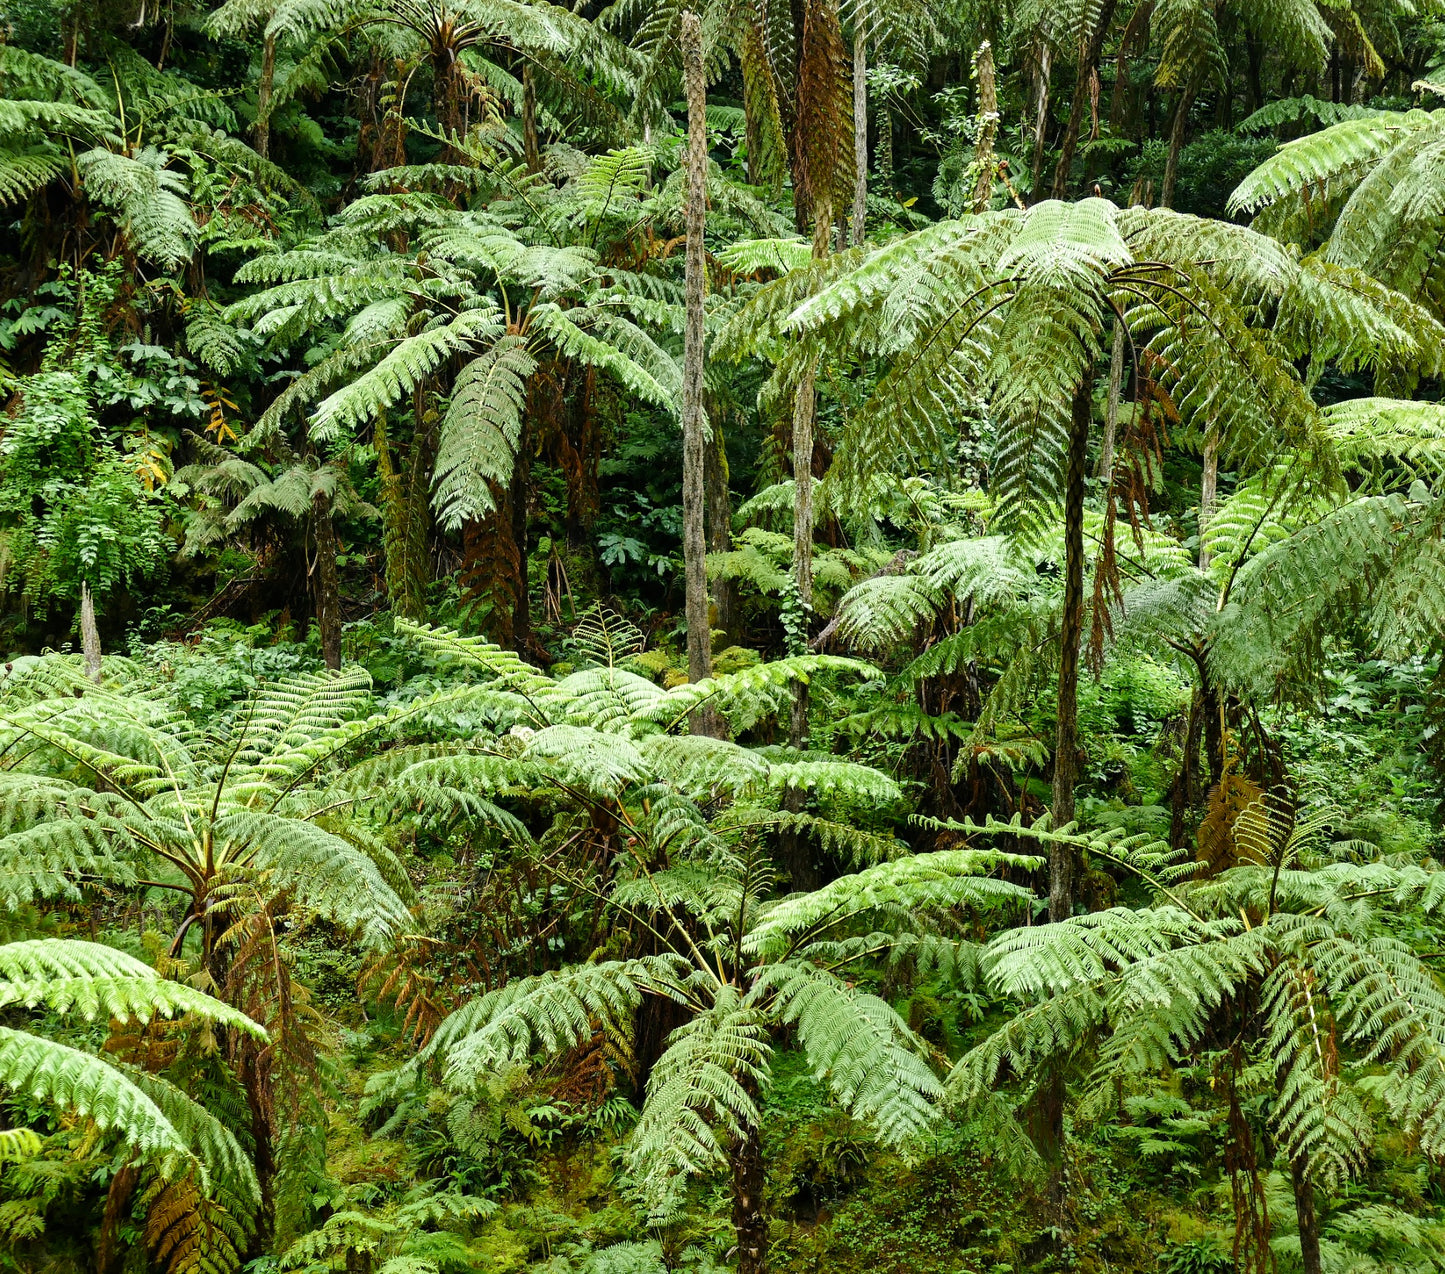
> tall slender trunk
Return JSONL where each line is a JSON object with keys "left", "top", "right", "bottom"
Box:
{"left": 1290, "top": 1157, "right": 1323, "bottom": 1274}
{"left": 1050, "top": 382, "right": 1091, "bottom": 911}
{"left": 732, "top": 1121, "right": 768, "bottom": 1274}
{"left": 1099, "top": 320, "right": 1125, "bottom": 485}
{"left": 1031, "top": 41, "right": 1052, "bottom": 195}
{"left": 1199, "top": 429, "right": 1218, "bottom": 569}
{"left": 971, "top": 41, "right": 998, "bottom": 213}
{"left": 851, "top": 27, "right": 867, "bottom": 245}
{"left": 1050, "top": 0, "right": 1120, "bottom": 199}
{"left": 510, "top": 427, "right": 532, "bottom": 654}
{"left": 706, "top": 422, "right": 736, "bottom": 646}
{"left": 254, "top": 34, "right": 276, "bottom": 159}
{"left": 80, "top": 582, "right": 101, "bottom": 682}
{"left": 522, "top": 64, "right": 541, "bottom": 172}
{"left": 374, "top": 414, "right": 430, "bottom": 620}
{"left": 312, "top": 487, "right": 342, "bottom": 669}
{"left": 1161, "top": 81, "right": 1196, "bottom": 208}
{"left": 681, "top": 12, "right": 715, "bottom": 733}
{"left": 788, "top": 354, "right": 817, "bottom": 762}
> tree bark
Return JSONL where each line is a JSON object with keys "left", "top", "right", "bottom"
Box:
{"left": 1291, "top": 1156, "right": 1323, "bottom": 1274}
{"left": 1198, "top": 428, "right": 1218, "bottom": 569}
{"left": 971, "top": 41, "right": 998, "bottom": 213}
{"left": 732, "top": 1121, "right": 768, "bottom": 1274}
{"left": 1161, "top": 81, "right": 1197, "bottom": 208}
{"left": 851, "top": 27, "right": 867, "bottom": 245}
{"left": 706, "top": 420, "right": 736, "bottom": 646}
{"left": 1050, "top": 0, "right": 1120, "bottom": 199}
{"left": 254, "top": 34, "right": 276, "bottom": 159}
{"left": 1050, "top": 382, "right": 1091, "bottom": 919}
{"left": 510, "top": 429, "right": 532, "bottom": 654}
{"left": 80, "top": 582, "right": 101, "bottom": 682}
{"left": 1099, "top": 319, "right": 1125, "bottom": 485}
{"left": 1031, "top": 41, "right": 1052, "bottom": 195}
{"left": 522, "top": 65, "right": 541, "bottom": 173}
{"left": 312, "top": 487, "right": 342, "bottom": 670}
{"left": 681, "top": 12, "right": 715, "bottom": 732}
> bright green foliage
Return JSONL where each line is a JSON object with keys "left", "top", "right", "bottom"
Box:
{"left": 1230, "top": 105, "right": 1445, "bottom": 320}
{"left": 947, "top": 803, "right": 1445, "bottom": 1192}
{"left": 0, "top": 268, "right": 174, "bottom": 614}
{"left": 0, "top": 937, "right": 263, "bottom": 1229}
{"left": 729, "top": 198, "right": 1443, "bottom": 528}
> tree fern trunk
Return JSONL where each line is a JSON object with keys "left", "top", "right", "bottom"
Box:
{"left": 1099, "top": 320, "right": 1125, "bottom": 483}
{"left": 80, "top": 581, "right": 101, "bottom": 682}
{"left": 707, "top": 421, "right": 736, "bottom": 647}
{"left": 312, "top": 488, "right": 342, "bottom": 670}
{"left": 1030, "top": 42, "right": 1051, "bottom": 195}
{"left": 732, "top": 1120, "right": 768, "bottom": 1274}
{"left": 971, "top": 41, "right": 998, "bottom": 213}
{"left": 1198, "top": 428, "right": 1218, "bottom": 569}
{"left": 877, "top": 103, "right": 893, "bottom": 184}
{"left": 375, "top": 414, "right": 429, "bottom": 620}
{"left": 254, "top": 34, "right": 276, "bottom": 160}
{"left": 1290, "top": 1156, "right": 1323, "bottom": 1274}
{"left": 511, "top": 427, "right": 532, "bottom": 655}
{"left": 681, "top": 12, "right": 716, "bottom": 733}
{"left": 1161, "top": 81, "right": 1196, "bottom": 208}
{"left": 1050, "top": 381, "right": 1090, "bottom": 916}
{"left": 851, "top": 27, "right": 867, "bottom": 245}
{"left": 1051, "top": 0, "right": 1120, "bottom": 199}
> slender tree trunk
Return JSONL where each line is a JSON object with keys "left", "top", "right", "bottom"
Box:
{"left": 1050, "top": 382, "right": 1091, "bottom": 915}
{"left": 681, "top": 12, "right": 715, "bottom": 732}
{"left": 254, "top": 34, "right": 276, "bottom": 159}
{"left": 972, "top": 41, "right": 998, "bottom": 213}
{"left": 1051, "top": 0, "right": 1119, "bottom": 199}
{"left": 1202, "top": 659, "right": 1225, "bottom": 788}
{"left": 851, "top": 27, "right": 867, "bottom": 245}
{"left": 1099, "top": 320, "right": 1125, "bottom": 484}
{"left": 522, "top": 64, "right": 541, "bottom": 172}
{"left": 312, "top": 488, "right": 342, "bottom": 669}
{"left": 80, "top": 582, "right": 101, "bottom": 682}
{"left": 788, "top": 353, "right": 817, "bottom": 762}
{"left": 510, "top": 429, "right": 532, "bottom": 654}
{"left": 706, "top": 421, "right": 736, "bottom": 646}
{"left": 1290, "top": 1157, "right": 1323, "bottom": 1274}
{"left": 732, "top": 1121, "right": 768, "bottom": 1274}
{"left": 1161, "top": 81, "right": 1196, "bottom": 208}
{"left": 1031, "top": 41, "right": 1052, "bottom": 195}
{"left": 374, "top": 414, "right": 430, "bottom": 620}
{"left": 1034, "top": 381, "right": 1092, "bottom": 1246}
{"left": 1199, "top": 429, "right": 1218, "bottom": 569}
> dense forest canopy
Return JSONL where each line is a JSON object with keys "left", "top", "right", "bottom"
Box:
{"left": 2, "top": 0, "right": 1445, "bottom": 1271}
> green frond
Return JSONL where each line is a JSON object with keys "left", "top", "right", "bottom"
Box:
{"left": 0, "top": 939, "right": 262, "bottom": 1035}
{"left": 310, "top": 308, "right": 507, "bottom": 443}
{"left": 214, "top": 812, "right": 412, "bottom": 949}
{"left": 436, "top": 958, "right": 687, "bottom": 1079}
{"left": 751, "top": 963, "right": 943, "bottom": 1146}
{"left": 0, "top": 1029, "right": 200, "bottom": 1184}
{"left": 432, "top": 337, "right": 536, "bottom": 532}
{"left": 625, "top": 989, "right": 770, "bottom": 1214}
{"left": 746, "top": 850, "right": 1037, "bottom": 958}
